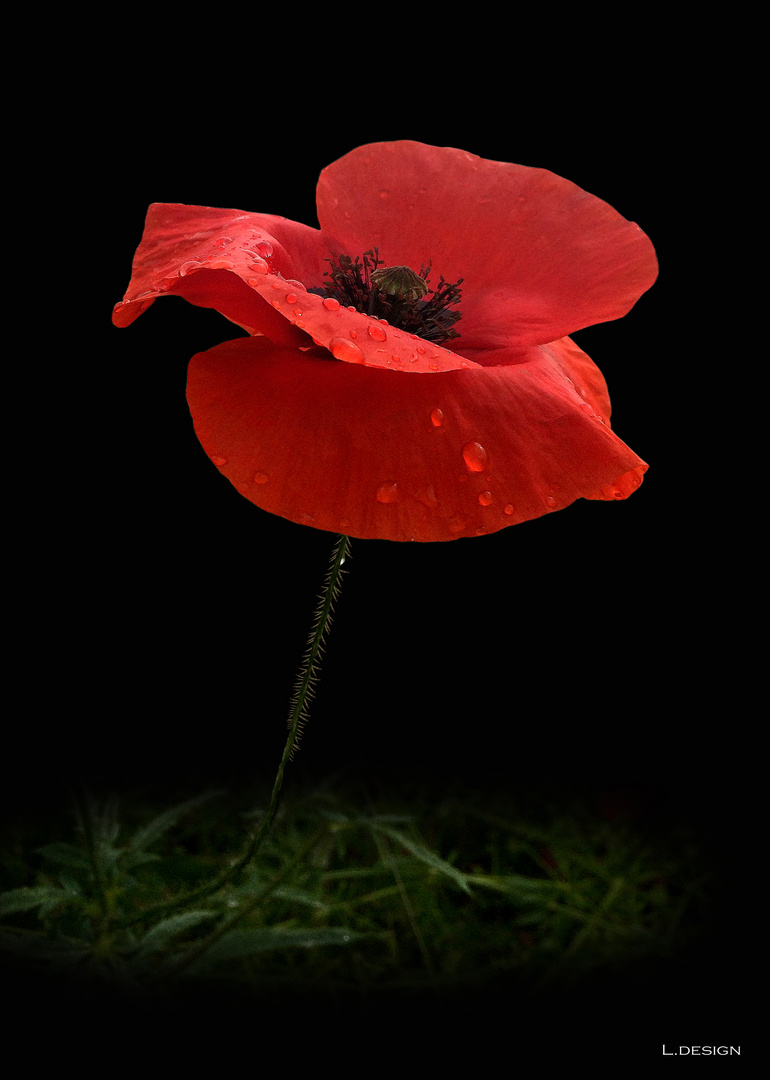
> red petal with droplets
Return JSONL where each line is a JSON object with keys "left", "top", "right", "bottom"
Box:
{"left": 111, "top": 203, "right": 478, "bottom": 372}
{"left": 111, "top": 203, "right": 327, "bottom": 346}
{"left": 317, "top": 141, "right": 658, "bottom": 349}
{"left": 187, "top": 334, "right": 646, "bottom": 542}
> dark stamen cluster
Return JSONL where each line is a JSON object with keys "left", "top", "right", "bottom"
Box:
{"left": 311, "top": 249, "right": 463, "bottom": 345}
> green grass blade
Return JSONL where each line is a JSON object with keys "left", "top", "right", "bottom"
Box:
{"left": 369, "top": 824, "right": 472, "bottom": 895}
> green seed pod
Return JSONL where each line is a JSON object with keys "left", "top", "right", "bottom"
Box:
{"left": 370, "top": 265, "right": 429, "bottom": 301}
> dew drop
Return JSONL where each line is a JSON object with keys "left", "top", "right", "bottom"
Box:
{"left": 210, "top": 455, "right": 227, "bottom": 466}
{"left": 478, "top": 491, "right": 493, "bottom": 506}
{"left": 212, "top": 236, "right": 234, "bottom": 248}
{"left": 416, "top": 484, "right": 438, "bottom": 508}
{"left": 255, "top": 241, "right": 274, "bottom": 259}
{"left": 249, "top": 260, "right": 269, "bottom": 274}
{"left": 330, "top": 337, "right": 365, "bottom": 364}
{"left": 323, "top": 296, "right": 341, "bottom": 311}
{"left": 503, "top": 504, "right": 515, "bottom": 516}
{"left": 207, "top": 258, "right": 235, "bottom": 269}
{"left": 378, "top": 189, "right": 390, "bottom": 199}
{"left": 430, "top": 408, "right": 445, "bottom": 427}
{"left": 179, "top": 260, "right": 203, "bottom": 276}
{"left": 462, "top": 441, "right": 488, "bottom": 472}
{"left": 367, "top": 323, "right": 388, "bottom": 342}
{"left": 285, "top": 293, "right": 299, "bottom": 304}
{"left": 545, "top": 494, "right": 556, "bottom": 507}
{"left": 253, "top": 472, "right": 269, "bottom": 484}
{"left": 376, "top": 481, "right": 399, "bottom": 504}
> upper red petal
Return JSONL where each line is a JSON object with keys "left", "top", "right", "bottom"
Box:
{"left": 111, "top": 202, "right": 478, "bottom": 373}
{"left": 187, "top": 334, "right": 646, "bottom": 542}
{"left": 316, "top": 141, "right": 658, "bottom": 348}
{"left": 111, "top": 203, "right": 325, "bottom": 346}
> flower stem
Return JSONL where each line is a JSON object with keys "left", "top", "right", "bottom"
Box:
{"left": 236, "top": 532, "right": 351, "bottom": 862}
{"left": 117, "top": 534, "right": 351, "bottom": 929}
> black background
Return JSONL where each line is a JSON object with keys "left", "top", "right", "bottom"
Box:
{"left": 11, "top": 22, "right": 749, "bottom": 1064}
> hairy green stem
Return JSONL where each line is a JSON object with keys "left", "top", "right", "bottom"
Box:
{"left": 117, "top": 534, "right": 351, "bottom": 929}
{"left": 225, "top": 532, "right": 350, "bottom": 867}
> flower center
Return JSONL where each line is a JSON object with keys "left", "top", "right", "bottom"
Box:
{"left": 312, "top": 249, "right": 463, "bottom": 345}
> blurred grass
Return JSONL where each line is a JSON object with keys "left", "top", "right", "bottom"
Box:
{"left": 0, "top": 776, "right": 713, "bottom": 1009}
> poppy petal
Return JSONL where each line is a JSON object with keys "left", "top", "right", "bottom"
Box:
{"left": 111, "top": 202, "right": 327, "bottom": 346}
{"left": 187, "top": 335, "right": 646, "bottom": 542}
{"left": 111, "top": 203, "right": 478, "bottom": 373}
{"left": 316, "top": 141, "right": 658, "bottom": 348}
{"left": 243, "top": 278, "right": 479, "bottom": 372}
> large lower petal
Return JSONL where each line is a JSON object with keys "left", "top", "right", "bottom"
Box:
{"left": 187, "top": 335, "right": 646, "bottom": 542}
{"left": 316, "top": 141, "right": 658, "bottom": 349}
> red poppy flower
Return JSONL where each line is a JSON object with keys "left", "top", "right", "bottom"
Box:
{"left": 113, "top": 141, "right": 657, "bottom": 542}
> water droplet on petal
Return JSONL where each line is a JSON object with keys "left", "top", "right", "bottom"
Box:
{"left": 211, "top": 455, "right": 227, "bottom": 466}
{"left": 545, "top": 494, "right": 556, "bottom": 507}
{"left": 376, "top": 481, "right": 399, "bottom": 504}
{"left": 285, "top": 293, "right": 298, "bottom": 304}
{"left": 330, "top": 337, "right": 365, "bottom": 364}
{"left": 430, "top": 408, "right": 445, "bottom": 428}
{"left": 462, "top": 441, "right": 488, "bottom": 472}
{"left": 249, "top": 260, "right": 269, "bottom": 274}
{"left": 478, "top": 491, "right": 493, "bottom": 506}
{"left": 253, "top": 472, "right": 269, "bottom": 484}
{"left": 503, "top": 504, "right": 515, "bottom": 516}
{"left": 323, "top": 296, "right": 341, "bottom": 311}
{"left": 179, "top": 260, "right": 203, "bottom": 276}
{"left": 255, "top": 241, "right": 274, "bottom": 259}
{"left": 207, "top": 258, "right": 235, "bottom": 269}
{"left": 416, "top": 484, "right": 438, "bottom": 508}
{"left": 367, "top": 323, "right": 388, "bottom": 342}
